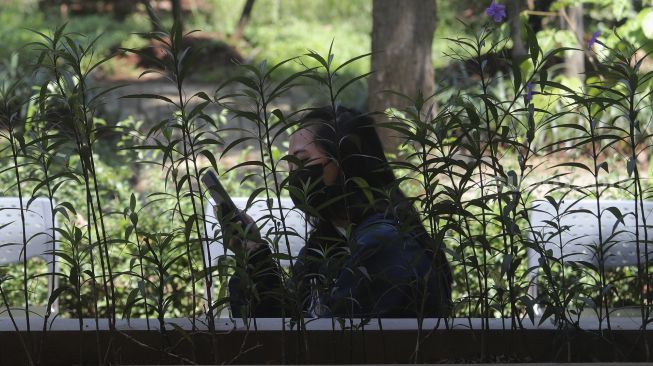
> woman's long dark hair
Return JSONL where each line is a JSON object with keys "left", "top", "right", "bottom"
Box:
{"left": 295, "top": 105, "right": 452, "bottom": 285}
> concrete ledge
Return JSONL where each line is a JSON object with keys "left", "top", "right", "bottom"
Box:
{"left": 0, "top": 317, "right": 651, "bottom": 364}
{"left": 0, "top": 316, "right": 649, "bottom": 332}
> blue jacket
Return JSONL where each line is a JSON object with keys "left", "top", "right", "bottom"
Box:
{"left": 228, "top": 213, "right": 452, "bottom": 318}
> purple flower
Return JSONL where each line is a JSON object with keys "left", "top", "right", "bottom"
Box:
{"left": 525, "top": 82, "right": 535, "bottom": 103}
{"left": 485, "top": 1, "right": 507, "bottom": 23}
{"left": 588, "top": 31, "right": 601, "bottom": 50}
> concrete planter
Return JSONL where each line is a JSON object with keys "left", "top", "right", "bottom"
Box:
{"left": 0, "top": 317, "right": 651, "bottom": 364}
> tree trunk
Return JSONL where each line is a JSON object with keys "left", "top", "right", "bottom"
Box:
{"left": 507, "top": 0, "right": 527, "bottom": 63}
{"left": 562, "top": 2, "right": 585, "bottom": 82}
{"left": 368, "top": 0, "right": 437, "bottom": 151}
{"left": 232, "top": 0, "right": 256, "bottom": 41}
{"left": 527, "top": 0, "right": 554, "bottom": 33}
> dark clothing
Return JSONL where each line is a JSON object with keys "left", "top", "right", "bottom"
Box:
{"left": 228, "top": 213, "right": 452, "bottom": 318}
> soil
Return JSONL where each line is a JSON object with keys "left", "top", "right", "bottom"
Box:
{"left": 108, "top": 33, "right": 243, "bottom": 82}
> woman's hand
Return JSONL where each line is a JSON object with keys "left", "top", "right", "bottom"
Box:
{"left": 215, "top": 208, "right": 264, "bottom": 253}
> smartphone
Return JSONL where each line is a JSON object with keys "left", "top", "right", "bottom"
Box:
{"left": 201, "top": 169, "right": 244, "bottom": 225}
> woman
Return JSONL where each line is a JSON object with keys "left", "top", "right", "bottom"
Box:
{"left": 227, "top": 106, "right": 452, "bottom": 319}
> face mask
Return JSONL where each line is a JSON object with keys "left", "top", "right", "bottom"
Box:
{"left": 288, "top": 163, "right": 346, "bottom": 220}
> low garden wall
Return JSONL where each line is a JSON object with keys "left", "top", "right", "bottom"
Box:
{"left": 0, "top": 317, "right": 651, "bottom": 364}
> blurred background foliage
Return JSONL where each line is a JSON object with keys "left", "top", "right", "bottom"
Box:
{"left": 3, "top": 0, "right": 653, "bottom": 81}
{"left": 3, "top": 0, "right": 653, "bottom": 116}
{"left": 3, "top": 0, "right": 653, "bottom": 127}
